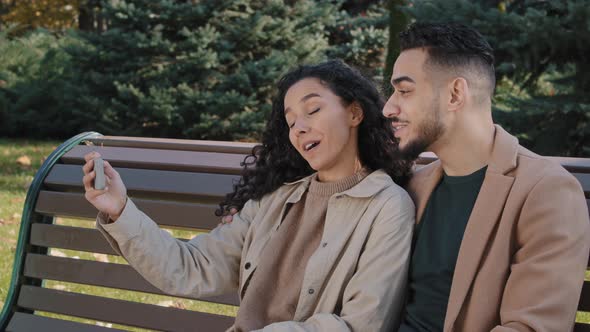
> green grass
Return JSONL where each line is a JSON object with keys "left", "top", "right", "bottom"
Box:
{"left": 1, "top": 138, "right": 588, "bottom": 329}
{"left": 0, "top": 138, "right": 58, "bottom": 312}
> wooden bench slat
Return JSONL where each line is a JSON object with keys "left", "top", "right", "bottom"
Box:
{"left": 81, "top": 139, "right": 590, "bottom": 174}
{"left": 30, "top": 223, "right": 195, "bottom": 256}
{"left": 35, "top": 191, "right": 222, "bottom": 229}
{"left": 578, "top": 281, "right": 590, "bottom": 312}
{"left": 44, "top": 164, "right": 238, "bottom": 200}
{"left": 30, "top": 223, "right": 117, "bottom": 255}
{"left": 62, "top": 146, "right": 247, "bottom": 175}
{"left": 87, "top": 136, "right": 257, "bottom": 154}
{"left": 6, "top": 312, "right": 125, "bottom": 332}
{"left": 575, "top": 322, "right": 590, "bottom": 332}
{"left": 23, "top": 253, "right": 240, "bottom": 306}
{"left": 17, "top": 285, "right": 235, "bottom": 332}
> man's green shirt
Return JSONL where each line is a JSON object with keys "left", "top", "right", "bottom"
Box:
{"left": 400, "top": 166, "right": 487, "bottom": 332}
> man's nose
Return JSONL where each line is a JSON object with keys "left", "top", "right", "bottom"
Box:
{"left": 383, "top": 95, "right": 401, "bottom": 118}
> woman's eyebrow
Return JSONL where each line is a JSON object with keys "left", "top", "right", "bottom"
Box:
{"left": 300, "top": 93, "right": 321, "bottom": 103}
{"left": 285, "top": 93, "right": 322, "bottom": 114}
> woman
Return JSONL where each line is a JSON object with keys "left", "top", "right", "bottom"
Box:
{"left": 82, "top": 60, "right": 415, "bottom": 331}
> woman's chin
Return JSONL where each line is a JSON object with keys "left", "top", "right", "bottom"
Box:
{"left": 306, "top": 161, "right": 323, "bottom": 172}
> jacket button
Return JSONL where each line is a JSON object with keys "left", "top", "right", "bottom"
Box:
{"left": 245, "top": 262, "right": 251, "bottom": 270}
{"left": 308, "top": 288, "right": 315, "bottom": 295}
{"left": 322, "top": 242, "right": 327, "bottom": 248}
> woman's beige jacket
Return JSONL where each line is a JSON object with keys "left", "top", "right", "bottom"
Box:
{"left": 97, "top": 169, "right": 415, "bottom": 332}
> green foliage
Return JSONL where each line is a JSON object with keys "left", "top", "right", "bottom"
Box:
{"left": 328, "top": 3, "right": 389, "bottom": 77}
{"left": 0, "top": 28, "right": 82, "bottom": 137}
{"left": 405, "top": 0, "right": 590, "bottom": 156}
{"left": 1, "top": 0, "right": 388, "bottom": 141}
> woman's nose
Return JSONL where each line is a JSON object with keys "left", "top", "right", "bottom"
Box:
{"left": 292, "top": 120, "right": 310, "bottom": 136}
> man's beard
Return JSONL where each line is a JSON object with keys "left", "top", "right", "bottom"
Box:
{"left": 398, "top": 103, "right": 445, "bottom": 161}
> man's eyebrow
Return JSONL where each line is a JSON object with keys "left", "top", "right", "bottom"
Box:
{"left": 390, "top": 76, "right": 415, "bottom": 86}
{"left": 285, "top": 93, "right": 322, "bottom": 114}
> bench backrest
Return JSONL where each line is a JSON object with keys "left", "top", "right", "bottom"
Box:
{"left": 0, "top": 132, "right": 588, "bottom": 331}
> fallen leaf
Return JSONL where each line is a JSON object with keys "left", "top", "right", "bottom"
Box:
{"left": 0, "top": 218, "right": 4, "bottom": 225}
{"left": 162, "top": 301, "right": 186, "bottom": 309}
{"left": 16, "top": 155, "right": 31, "bottom": 166}
{"left": 157, "top": 300, "right": 186, "bottom": 309}
{"left": 12, "top": 213, "right": 21, "bottom": 220}
{"left": 158, "top": 300, "right": 174, "bottom": 307}
{"left": 51, "top": 249, "right": 66, "bottom": 257}
{"left": 93, "top": 253, "right": 109, "bottom": 263}
{"left": 173, "top": 301, "right": 187, "bottom": 309}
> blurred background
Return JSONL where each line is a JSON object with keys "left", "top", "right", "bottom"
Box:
{"left": 0, "top": 0, "right": 588, "bottom": 157}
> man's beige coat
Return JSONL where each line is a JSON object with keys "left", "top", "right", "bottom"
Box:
{"left": 407, "top": 125, "right": 590, "bottom": 332}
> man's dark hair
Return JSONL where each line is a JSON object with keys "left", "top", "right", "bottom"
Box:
{"left": 399, "top": 22, "right": 496, "bottom": 95}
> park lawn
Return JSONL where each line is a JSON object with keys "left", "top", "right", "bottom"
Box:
{"left": 0, "top": 139, "right": 236, "bottom": 331}
{"left": 0, "top": 139, "right": 588, "bottom": 328}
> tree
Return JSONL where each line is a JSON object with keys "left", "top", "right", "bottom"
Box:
{"left": 63, "top": 0, "right": 340, "bottom": 140}
{"left": 78, "top": 0, "right": 105, "bottom": 32}
{"left": 0, "top": 0, "right": 391, "bottom": 140}
{"left": 383, "top": 0, "right": 408, "bottom": 95}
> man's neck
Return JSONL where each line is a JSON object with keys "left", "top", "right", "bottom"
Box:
{"left": 432, "top": 121, "right": 495, "bottom": 177}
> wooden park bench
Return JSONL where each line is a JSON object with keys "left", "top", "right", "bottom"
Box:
{"left": 0, "top": 131, "right": 589, "bottom": 331}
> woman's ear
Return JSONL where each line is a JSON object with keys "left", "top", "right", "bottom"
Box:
{"left": 350, "top": 102, "right": 364, "bottom": 127}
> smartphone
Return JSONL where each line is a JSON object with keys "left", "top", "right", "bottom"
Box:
{"left": 94, "top": 157, "right": 106, "bottom": 190}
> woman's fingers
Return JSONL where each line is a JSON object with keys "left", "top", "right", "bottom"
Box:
{"left": 221, "top": 215, "right": 233, "bottom": 224}
{"left": 103, "top": 161, "right": 119, "bottom": 179}
{"left": 83, "top": 171, "right": 95, "bottom": 191}
{"left": 82, "top": 158, "right": 94, "bottom": 175}
{"left": 85, "top": 187, "right": 107, "bottom": 200}
{"left": 84, "top": 151, "right": 101, "bottom": 163}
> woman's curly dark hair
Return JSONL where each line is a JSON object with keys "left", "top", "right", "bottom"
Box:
{"left": 216, "top": 59, "right": 412, "bottom": 216}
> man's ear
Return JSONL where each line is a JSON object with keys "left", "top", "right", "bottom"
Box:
{"left": 448, "top": 77, "right": 468, "bottom": 112}
{"left": 349, "top": 102, "right": 364, "bottom": 127}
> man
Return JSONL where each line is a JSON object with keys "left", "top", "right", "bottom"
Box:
{"left": 387, "top": 22, "right": 589, "bottom": 331}
{"left": 223, "top": 22, "right": 589, "bottom": 331}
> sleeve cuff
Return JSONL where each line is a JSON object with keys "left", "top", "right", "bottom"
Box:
{"left": 98, "top": 198, "right": 142, "bottom": 244}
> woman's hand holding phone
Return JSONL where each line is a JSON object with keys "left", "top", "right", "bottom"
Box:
{"left": 82, "top": 151, "right": 128, "bottom": 221}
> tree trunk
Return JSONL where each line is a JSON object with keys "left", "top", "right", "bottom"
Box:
{"left": 78, "top": 0, "right": 103, "bottom": 32}
{"left": 383, "top": 0, "right": 408, "bottom": 95}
